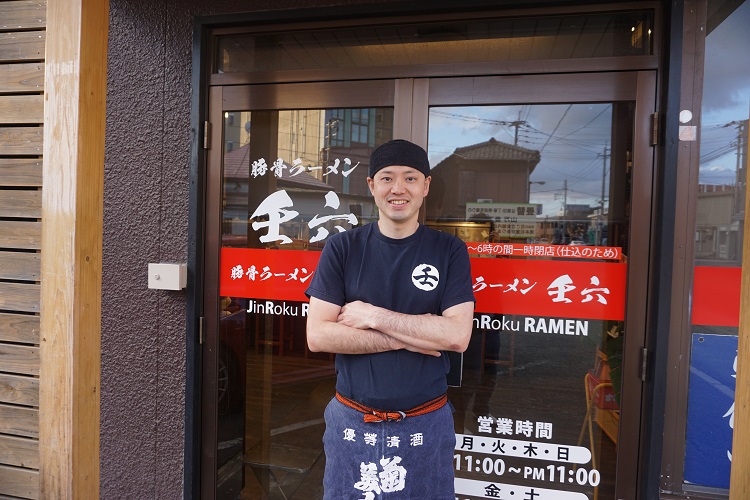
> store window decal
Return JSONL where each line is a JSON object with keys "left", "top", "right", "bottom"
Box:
{"left": 684, "top": 334, "right": 738, "bottom": 489}
{"left": 250, "top": 189, "right": 359, "bottom": 245}
{"left": 248, "top": 156, "right": 361, "bottom": 178}
{"left": 683, "top": 1, "right": 749, "bottom": 491}
{"left": 221, "top": 247, "right": 626, "bottom": 323}
{"left": 221, "top": 111, "right": 627, "bottom": 498}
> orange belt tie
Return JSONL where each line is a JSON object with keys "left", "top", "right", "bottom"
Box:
{"left": 335, "top": 392, "right": 448, "bottom": 423}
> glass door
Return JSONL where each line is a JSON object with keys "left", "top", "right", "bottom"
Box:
{"left": 419, "top": 73, "right": 656, "bottom": 500}
{"left": 202, "top": 72, "right": 656, "bottom": 499}
{"left": 201, "top": 80, "right": 401, "bottom": 498}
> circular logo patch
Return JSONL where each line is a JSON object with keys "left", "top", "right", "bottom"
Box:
{"left": 411, "top": 264, "right": 440, "bottom": 291}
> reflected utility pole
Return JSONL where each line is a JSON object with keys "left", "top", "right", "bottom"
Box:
{"left": 601, "top": 143, "right": 608, "bottom": 217}
{"left": 735, "top": 121, "right": 746, "bottom": 219}
{"left": 513, "top": 111, "right": 524, "bottom": 146}
{"left": 554, "top": 180, "right": 568, "bottom": 216}
{"left": 735, "top": 119, "right": 748, "bottom": 262}
{"left": 554, "top": 180, "right": 569, "bottom": 243}
{"left": 324, "top": 118, "right": 339, "bottom": 186}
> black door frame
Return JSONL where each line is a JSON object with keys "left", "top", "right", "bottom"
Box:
{"left": 188, "top": 3, "right": 667, "bottom": 498}
{"left": 199, "top": 70, "right": 657, "bottom": 499}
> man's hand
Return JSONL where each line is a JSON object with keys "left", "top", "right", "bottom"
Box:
{"left": 337, "top": 300, "right": 377, "bottom": 330}
{"left": 400, "top": 343, "right": 442, "bottom": 357}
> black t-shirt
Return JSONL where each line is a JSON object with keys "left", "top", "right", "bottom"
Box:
{"left": 305, "top": 222, "right": 475, "bottom": 410}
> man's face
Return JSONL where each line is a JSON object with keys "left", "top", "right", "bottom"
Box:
{"left": 367, "top": 166, "right": 431, "bottom": 228}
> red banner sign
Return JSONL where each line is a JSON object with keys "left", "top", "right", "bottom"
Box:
{"left": 691, "top": 266, "right": 741, "bottom": 327}
{"left": 220, "top": 248, "right": 320, "bottom": 301}
{"left": 470, "top": 258, "right": 626, "bottom": 320}
{"left": 220, "top": 248, "right": 627, "bottom": 320}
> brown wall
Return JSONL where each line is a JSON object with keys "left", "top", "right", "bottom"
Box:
{"left": 103, "top": 0, "right": 398, "bottom": 497}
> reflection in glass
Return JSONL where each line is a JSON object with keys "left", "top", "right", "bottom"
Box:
{"left": 695, "top": 1, "right": 749, "bottom": 272}
{"left": 428, "top": 104, "right": 631, "bottom": 499}
{"left": 217, "top": 11, "right": 653, "bottom": 74}
{"left": 683, "top": 1, "right": 749, "bottom": 491}
{"left": 427, "top": 104, "right": 627, "bottom": 247}
{"left": 217, "top": 108, "right": 394, "bottom": 498}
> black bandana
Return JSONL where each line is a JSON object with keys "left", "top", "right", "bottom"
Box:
{"left": 368, "top": 139, "right": 430, "bottom": 179}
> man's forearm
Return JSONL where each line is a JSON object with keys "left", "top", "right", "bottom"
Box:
{"left": 338, "top": 301, "right": 474, "bottom": 353}
{"left": 306, "top": 296, "right": 446, "bottom": 356}
{"left": 372, "top": 310, "right": 468, "bottom": 352}
{"left": 307, "top": 319, "right": 397, "bottom": 354}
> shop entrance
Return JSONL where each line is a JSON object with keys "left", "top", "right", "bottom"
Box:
{"left": 200, "top": 69, "right": 656, "bottom": 499}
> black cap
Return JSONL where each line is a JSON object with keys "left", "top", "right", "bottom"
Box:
{"left": 368, "top": 139, "right": 430, "bottom": 179}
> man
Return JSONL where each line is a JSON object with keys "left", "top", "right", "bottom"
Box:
{"left": 306, "top": 139, "right": 475, "bottom": 499}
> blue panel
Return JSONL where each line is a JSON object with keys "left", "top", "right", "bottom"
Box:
{"left": 684, "top": 333, "right": 737, "bottom": 489}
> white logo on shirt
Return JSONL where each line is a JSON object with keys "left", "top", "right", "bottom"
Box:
{"left": 411, "top": 264, "right": 440, "bottom": 291}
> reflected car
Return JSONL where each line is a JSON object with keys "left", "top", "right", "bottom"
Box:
{"left": 569, "top": 239, "right": 587, "bottom": 246}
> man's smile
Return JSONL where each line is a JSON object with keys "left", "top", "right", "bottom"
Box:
{"left": 367, "top": 165, "right": 430, "bottom": 237}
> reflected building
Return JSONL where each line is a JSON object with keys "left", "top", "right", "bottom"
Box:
{"left": 428, "top": 137, "right": 541, "bottom": 221}
{"left": 696, "top": 184, "right": 742, "bottom": 262}
{"left": 696, "top": 118, "right": 748, "bottom": 264}
{"left": 323, "top": 108, "right": 394, "bottom": 198}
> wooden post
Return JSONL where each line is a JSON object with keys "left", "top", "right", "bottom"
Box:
{"left": 40, "top": 0, "right": 108, "bottom": 497}
{"left": 730, "top": 116, "right": 750, "bottom": 499}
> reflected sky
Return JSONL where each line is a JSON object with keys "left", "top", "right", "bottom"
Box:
{"left": 427, "top": 2, "right": 749, "bottom": 214}
{"left": 700, "top": 0, "right": 750, "bottom": 185}
{"left": 428, "top": 104, "right": 612, "bottom": 217}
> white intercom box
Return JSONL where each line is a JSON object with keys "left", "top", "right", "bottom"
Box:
{"left": 148, "top": 263, "right": 187, "bottom": 290}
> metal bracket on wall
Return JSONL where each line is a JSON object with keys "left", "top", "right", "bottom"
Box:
{"left": 203, "top": 121, "right": 211, "bottom": 149}
{"left": 650, "top": 112, "right": 659, "bottom": 146}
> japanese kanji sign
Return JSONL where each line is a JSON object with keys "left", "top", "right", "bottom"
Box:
{"left": 684, "top": 333, "right": 737, "bottom": 489}
{"left": 220, "top": 248, "right": 319, "bottom": 300}
{"left": 470, "top": 258, "right": 626, "bottom": 320}
{"left": 465, "top": 203, "right": 542, "bottom": 238}
{"left": 466, "top": 202, "right": 542, "bottom": 219}
{"left": 246, "top": 156, "right": 361, "bottom": 179}
{"left": 467, "top": 242, "right": 622, "bottom": 261}
{"left": 220, "top": 248, "right": 627, "bottom": 320}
